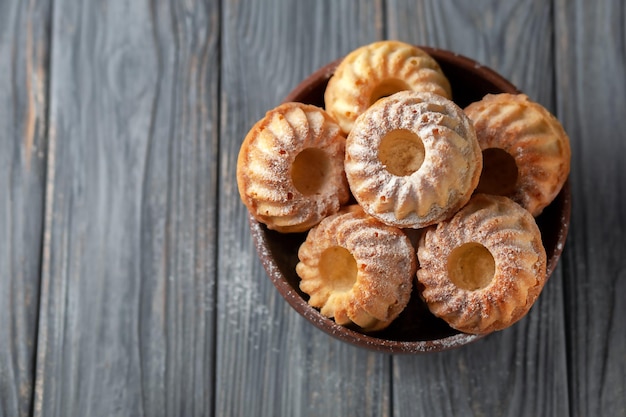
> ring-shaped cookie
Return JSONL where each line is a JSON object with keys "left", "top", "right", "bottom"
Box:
{"left": 465, "top": 93, "right": 571, "bottom": 216}
{"left": 345, "top": 91, "right": 482, "bottom": 229}
{"left": 417, "top": 194, "right": 547, "bottom": 335}
{"left": 296, "top": 207, "right": 416, "bottom": 331}
{"left": 237, "top": 102, "right": 350, "bottom": 233}
{"left": 325, "top": 40, "right": 452, "bottom": 134}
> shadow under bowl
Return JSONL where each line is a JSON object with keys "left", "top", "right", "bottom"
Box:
{"left": 247, "top": 46, "right": 571, "bottom": 354}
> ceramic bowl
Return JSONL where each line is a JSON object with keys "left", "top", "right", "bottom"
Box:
{"left": 247, "top": 46, "right": 571, "bottom": 353}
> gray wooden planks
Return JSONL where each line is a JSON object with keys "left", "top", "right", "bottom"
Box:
{"left": 1, "top": 0, "right": 620, "bottom": 415}
{"left": 0, "top": 1, "right": 50, "bottom": 416}
{"left": 33, "top": 0, "right": 219, "bottom": 416}
{"left": 218, "top": 1, "right": 392, "bottom": 416}
{"left": 386, "top": 1, "right": 570, "bottom": 416}
{"left": 555, "top": 0, "right": 626, "bottom": 416}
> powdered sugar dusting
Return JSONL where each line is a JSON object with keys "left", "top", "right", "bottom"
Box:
{"left": 417, "top": 194, "right": 547, "bottom": 334}
{"left": 345, "top": 91, "right": 481, "bottom": 228}
{"left": 238, "top": 102, "right": 349, "bottom": 232}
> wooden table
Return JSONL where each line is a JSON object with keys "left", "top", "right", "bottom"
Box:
{"left": 1, "top": 0, "right": 625, "bottom": 416}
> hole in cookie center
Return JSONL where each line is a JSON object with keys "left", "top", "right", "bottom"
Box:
{"left": 291, "top": 148, "right": 330, "bottom": 196}
{"left": 370, "top": 79, "right": 410, "bottom": 105}
{"left": 475, "top": 148, "right": 519, "bottom": 196}
{"left": 378, "top": 129, "right": 425, "bottom": 176}
{"left": 447, "top": 242, "right": 495, "bottom": 291}
{"left": 319, "top": 246, "right": 358, "bottom": 293}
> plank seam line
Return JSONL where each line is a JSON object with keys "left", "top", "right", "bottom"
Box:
{"left": 32, "top": 0, "right": 56, "bottom": 413}
{"left": 381, "top": 0, "right": 388, "bottom": 40}
{"left": 552, "top": 1, "right": 573, "bottom": 416}
{"left": 210, "top": 0, "right": 223, "bottom": 416}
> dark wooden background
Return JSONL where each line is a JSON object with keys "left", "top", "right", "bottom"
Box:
{"left": 1, "top": 0, "right": 624, "bottom": 416}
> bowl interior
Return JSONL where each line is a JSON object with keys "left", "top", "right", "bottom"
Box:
{"left": 248, "top": 47, "right": 571, "bottom": 354}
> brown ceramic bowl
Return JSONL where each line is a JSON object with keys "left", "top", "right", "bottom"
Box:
{"left": 247, "top": 46, "right": 571, "bottom": 354}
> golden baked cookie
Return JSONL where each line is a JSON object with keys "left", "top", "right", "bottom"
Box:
{"left": 344, "top": 91, "right": 482, "bottom": 229}
{"left": 464, "top": 93, "right": 571, "bottom": 216}
{"left": 296, "top": 206, "right": 416, "bottom": 331}
{"left": 325, "top": 40, "right": 452, "bottom": 134}
{"left": 416, "top": 194, "right": 547, "bottom": 335}
{"left": 237, "top": 102, "right": 350, "bottom": 233}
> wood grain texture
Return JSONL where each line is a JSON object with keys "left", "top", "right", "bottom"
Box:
{"left": 555, "top": 0, "right": 626, "bottom": 416}
{"left": 0, "top": 1, "right": 49, "bottom": 416}
{"left": 34, "top": 0, "right": 219, "bottom": 416}
{"left": 386, "top": 1, "right": 570, "bottom": 416}
{"left": 387, "top": 0, "right": 556, "bottom": 103}
{"left": 218, "top": 1, "right": 391, "bottom": 416}
{"left": 0, "top": 0, "right": 617, "bottom": 415}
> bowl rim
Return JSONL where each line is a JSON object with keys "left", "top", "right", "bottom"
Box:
{"left": 248, "top": 46, "right": 571, "bottom": 354}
